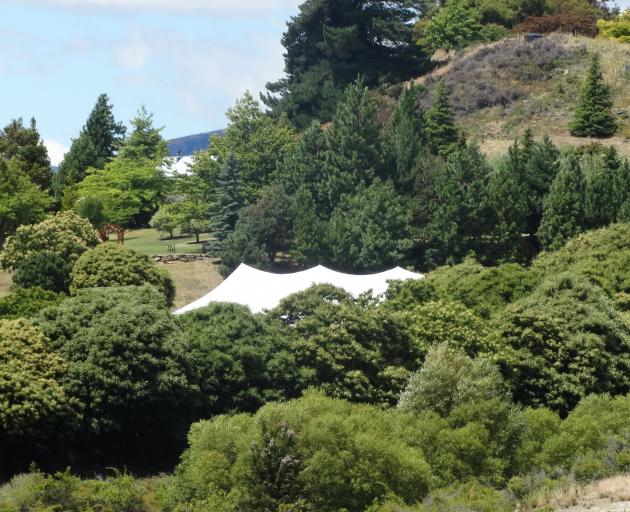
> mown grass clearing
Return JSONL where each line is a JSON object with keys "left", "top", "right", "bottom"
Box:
{"left": 108, "top": 228, "right": 213, "bottom": 257}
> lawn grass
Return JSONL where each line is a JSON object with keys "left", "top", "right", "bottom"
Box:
{"left": 161, "top": 259, "right": 223, "bottom": 310}
{"left": 0, "top": 272, "right": 12, "bottom": 298}
{"left": 109, "top": 228, "right": 213, "bottom": 257}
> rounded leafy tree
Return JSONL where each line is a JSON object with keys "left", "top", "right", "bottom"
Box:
{"left": 0, "top": 211, "right": 100, "bottom": 270}
{"left": 69, "top": 244, "right": 175, "bottom": 306}
{"left": 0, "top": 319, "right": 71, "bottom": 438}
{"left": 491, "top": 272, "right": 630, "bottom": 415}
{"left": 12, "top": 251, "right": 72, "bottom": 293}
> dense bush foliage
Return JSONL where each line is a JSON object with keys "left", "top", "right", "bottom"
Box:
{"left": 34, "top": 285, "right": 196, "bottom": 470}
{"left": 12, "top": 251, "right": 71, "bottom": 293}
{"left": 0, "top": 211, "right": 99, "bottom": 270}
{"left": 491, "top": 272, "right": 630, "bottom": 414}
{"left": 178, "top": 303, "right": 305, "bottom": 415}
{"left": 69, "top": 244, "right": 175, "bottom": 306}
{"left": 0, "top": 287, "right": 65, "bottom": 321}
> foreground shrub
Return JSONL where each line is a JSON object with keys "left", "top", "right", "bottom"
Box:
{"left": 0, "top": 319, "right": 71, "bottom": 440}
{"left": 491, "top": 272, "right": 630, "bottom": 415}
{"left": 0, "top": 470, "right": 146, "bottom": 512}
{"left": 0, "top": 287, "right": 64, "bottom": 320}
{"left": 69, "top": 244, "right": 175, "bottom": 306}
{"left": 164, "top": 391, "right": 433, "bottom": 512}
{"left": 35, "top": 285, "right": 196, "bottom": 470}
{"left": 368, "top": 480, "right": 515, "bottom": 512}
{"left": 178, "top": 303, "right": 307, "bottom": 415}
{"left": 0, "top": 211, "right": 99, "bottom": 270}
{"left": 533, "top": 223, "right": 630, "bottom": 307}
{"left": 12, "top": 251, "right": 71, "bottom": 293}
{"left": 541, "top": 394, "right": 630, "bottom": 477}
{"left": 271, "top": 287, "right": 421, "bottom": 406}
{"left": 399, "top": 344, "right": 507, "bottom": 418}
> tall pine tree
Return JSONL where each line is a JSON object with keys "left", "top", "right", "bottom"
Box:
{"left": 569, "top": 54, "right": 618, "bottom": 138}
{"left": 425, "top": 82, "right": 459, "bottom": 156}
{"left": 425, "top": 143, "right": 493, "bottom": 265}
{"left": 210, "top": 154, "right": 244, "bottom": 242}
{"left": 537, "top": 155, "right": 586, "bottom": 251}
{"left": 118, "top": 106, "right": 167, "bottom": 162}
{"left": 321, "top": 79, "right": 382, "bottom": 213}
{"left": 0, "top": 118, "right": 52, "bottom": 191}
{"left": 58, "top": 94, "right": 125, "bottom": 186}
{"left": 263, "top": 0, "right": 426, "bottom": 128}
{"left": 382, "top": 85, "right": 427, "bottom": 191}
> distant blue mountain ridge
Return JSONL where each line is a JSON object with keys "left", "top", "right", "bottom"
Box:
{"left": 167, "top": 129, "right": 225, "bottom": 157}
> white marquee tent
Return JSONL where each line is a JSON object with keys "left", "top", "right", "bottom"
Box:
{"left": 174, "top": 263, "right": 424, "bottom": 315}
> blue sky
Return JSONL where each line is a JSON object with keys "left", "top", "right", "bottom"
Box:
{"left": 0, "top": 0, "right": 303, "bottom": 164}
{"left": 1, "top": 0, "right": 629, "bottom": 165}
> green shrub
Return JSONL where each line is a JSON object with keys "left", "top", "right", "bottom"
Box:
{"left": 394, "top": 301, "right": 491, "bottom": 357}
{"left": 0, "top": 211, "right": 99, "bottom": 270}
{"left": 0, "top": 470, "right": 147, "bottom": 512}
{"left": 12, "top": 251, "right": 71, "bottom": 293}
{"left": 399, "top": 344, "right": 507, "bottom": 417}
{"left": 491, "top": 272, "right": 630, "bottom": 415}
{"left": 541, "top": 394, "right": 630, "bottom": 473}
{"left": 34, "top": 285, "right": 196, "bottom": 467}
{"left": 178, "top": 302, "right": 306, "bottom": 415}
{"left": 533, "top": 223, "right": 630, "bottom": 304}
{"left": 69, "top": 244, "right": 175, "bottom": 306}
{"left": 0, "top": 319, "right": 71, "bottom": 439}
{"left": 165, "top": 391, "right": 433, "bottom": 512}
{"left": 0, "top": 287, "right": 64, "bottom": 320}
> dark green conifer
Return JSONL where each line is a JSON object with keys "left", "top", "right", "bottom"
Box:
{"left": 537, "top": 155, "right": 586, "bottom": 251}
{"left": 210, "top": 154, "right": 244, "bottom": 242}
{"left": 382, "top": 85, "right": 427, "bottom": 190}
{"left": 322, "top": 79, "right": 382, "bottom": 212}
{"left": 569, "top": 55, "right": 618, "bottom": 138}
{"left": 425, "top": 82, "right": 459, "bottom": 155}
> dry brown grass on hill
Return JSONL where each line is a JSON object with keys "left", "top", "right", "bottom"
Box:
{"left": 413, "top": 34, "right": 630, "bottom": 151}
{"left": 525, "top": 475, "right": 630, "bottom": 512}
{"left": 160, "top": 259, "right": 223, "bottom": 310}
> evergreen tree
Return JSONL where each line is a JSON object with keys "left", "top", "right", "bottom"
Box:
{"left": 614, "top": 159, "right": 630, "bottom": 222}
{"left": 0, "top": 118, "right": 52, "bottom": 190}
{"left": 425, "top": 143, "right": 493, "bottom": 265}
{"left": 118, "top": 106, "right": 167, "bottom": 162}
{"left": 569, "top": 55, "right": 618, "bottom": 138}
{"left": 321, "top": 79, "right": 382, "bottom": 213}
{"left": 382, "top": 85, "right": 427, "bottom": 191}
{"left": 263, "top": 0, "right": 426, "bottom": 128}
{"left": 58, "top": 94, "right": 125, "bottom": 186}
{"left": 425, "top": 82, "right": 459, "bottom": 155}
{"left": 210, "top": 154, "right": 244, "bottom": 242}
{"left": 522, "top": 133, "right": 560, "bottom": 234}
{"left": 537, "top": 155, "right": 586, "bottom": 251}
{"left": 486, "top": 158, "right": 529, "bottom": 261}
{"left": 582, "top": 153, "right": 617, "bottom": 228}
{"left": 206, "top": 92, "right": 298, "bottom": 202}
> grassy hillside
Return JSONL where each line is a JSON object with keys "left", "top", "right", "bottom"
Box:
{"left": 415, "top": 34, "right": 630, "bottom": 157}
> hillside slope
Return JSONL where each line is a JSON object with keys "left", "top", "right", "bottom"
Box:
{"left": 415, "top": 34, "right": 630, "bottom": 157}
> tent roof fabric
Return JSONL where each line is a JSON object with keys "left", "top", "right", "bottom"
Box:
{"left": 174, "top": 263, "right": 425, "bottom": 315}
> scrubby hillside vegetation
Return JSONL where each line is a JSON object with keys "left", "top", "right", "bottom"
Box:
{"left": 1, "top": 0, "right": 630, "bottom": 511}
{"left": 417, "top": 34, "right": 630, "bottom": 155}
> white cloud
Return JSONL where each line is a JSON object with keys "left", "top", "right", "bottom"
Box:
{"left": 118, "top": 38, "right": 150, "bottom": 69}
{"left": 16, "top": 0, "right": 300, "bottom": 13}
{"left": 44, "top": 139, "right": 69, "bottom": 166}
